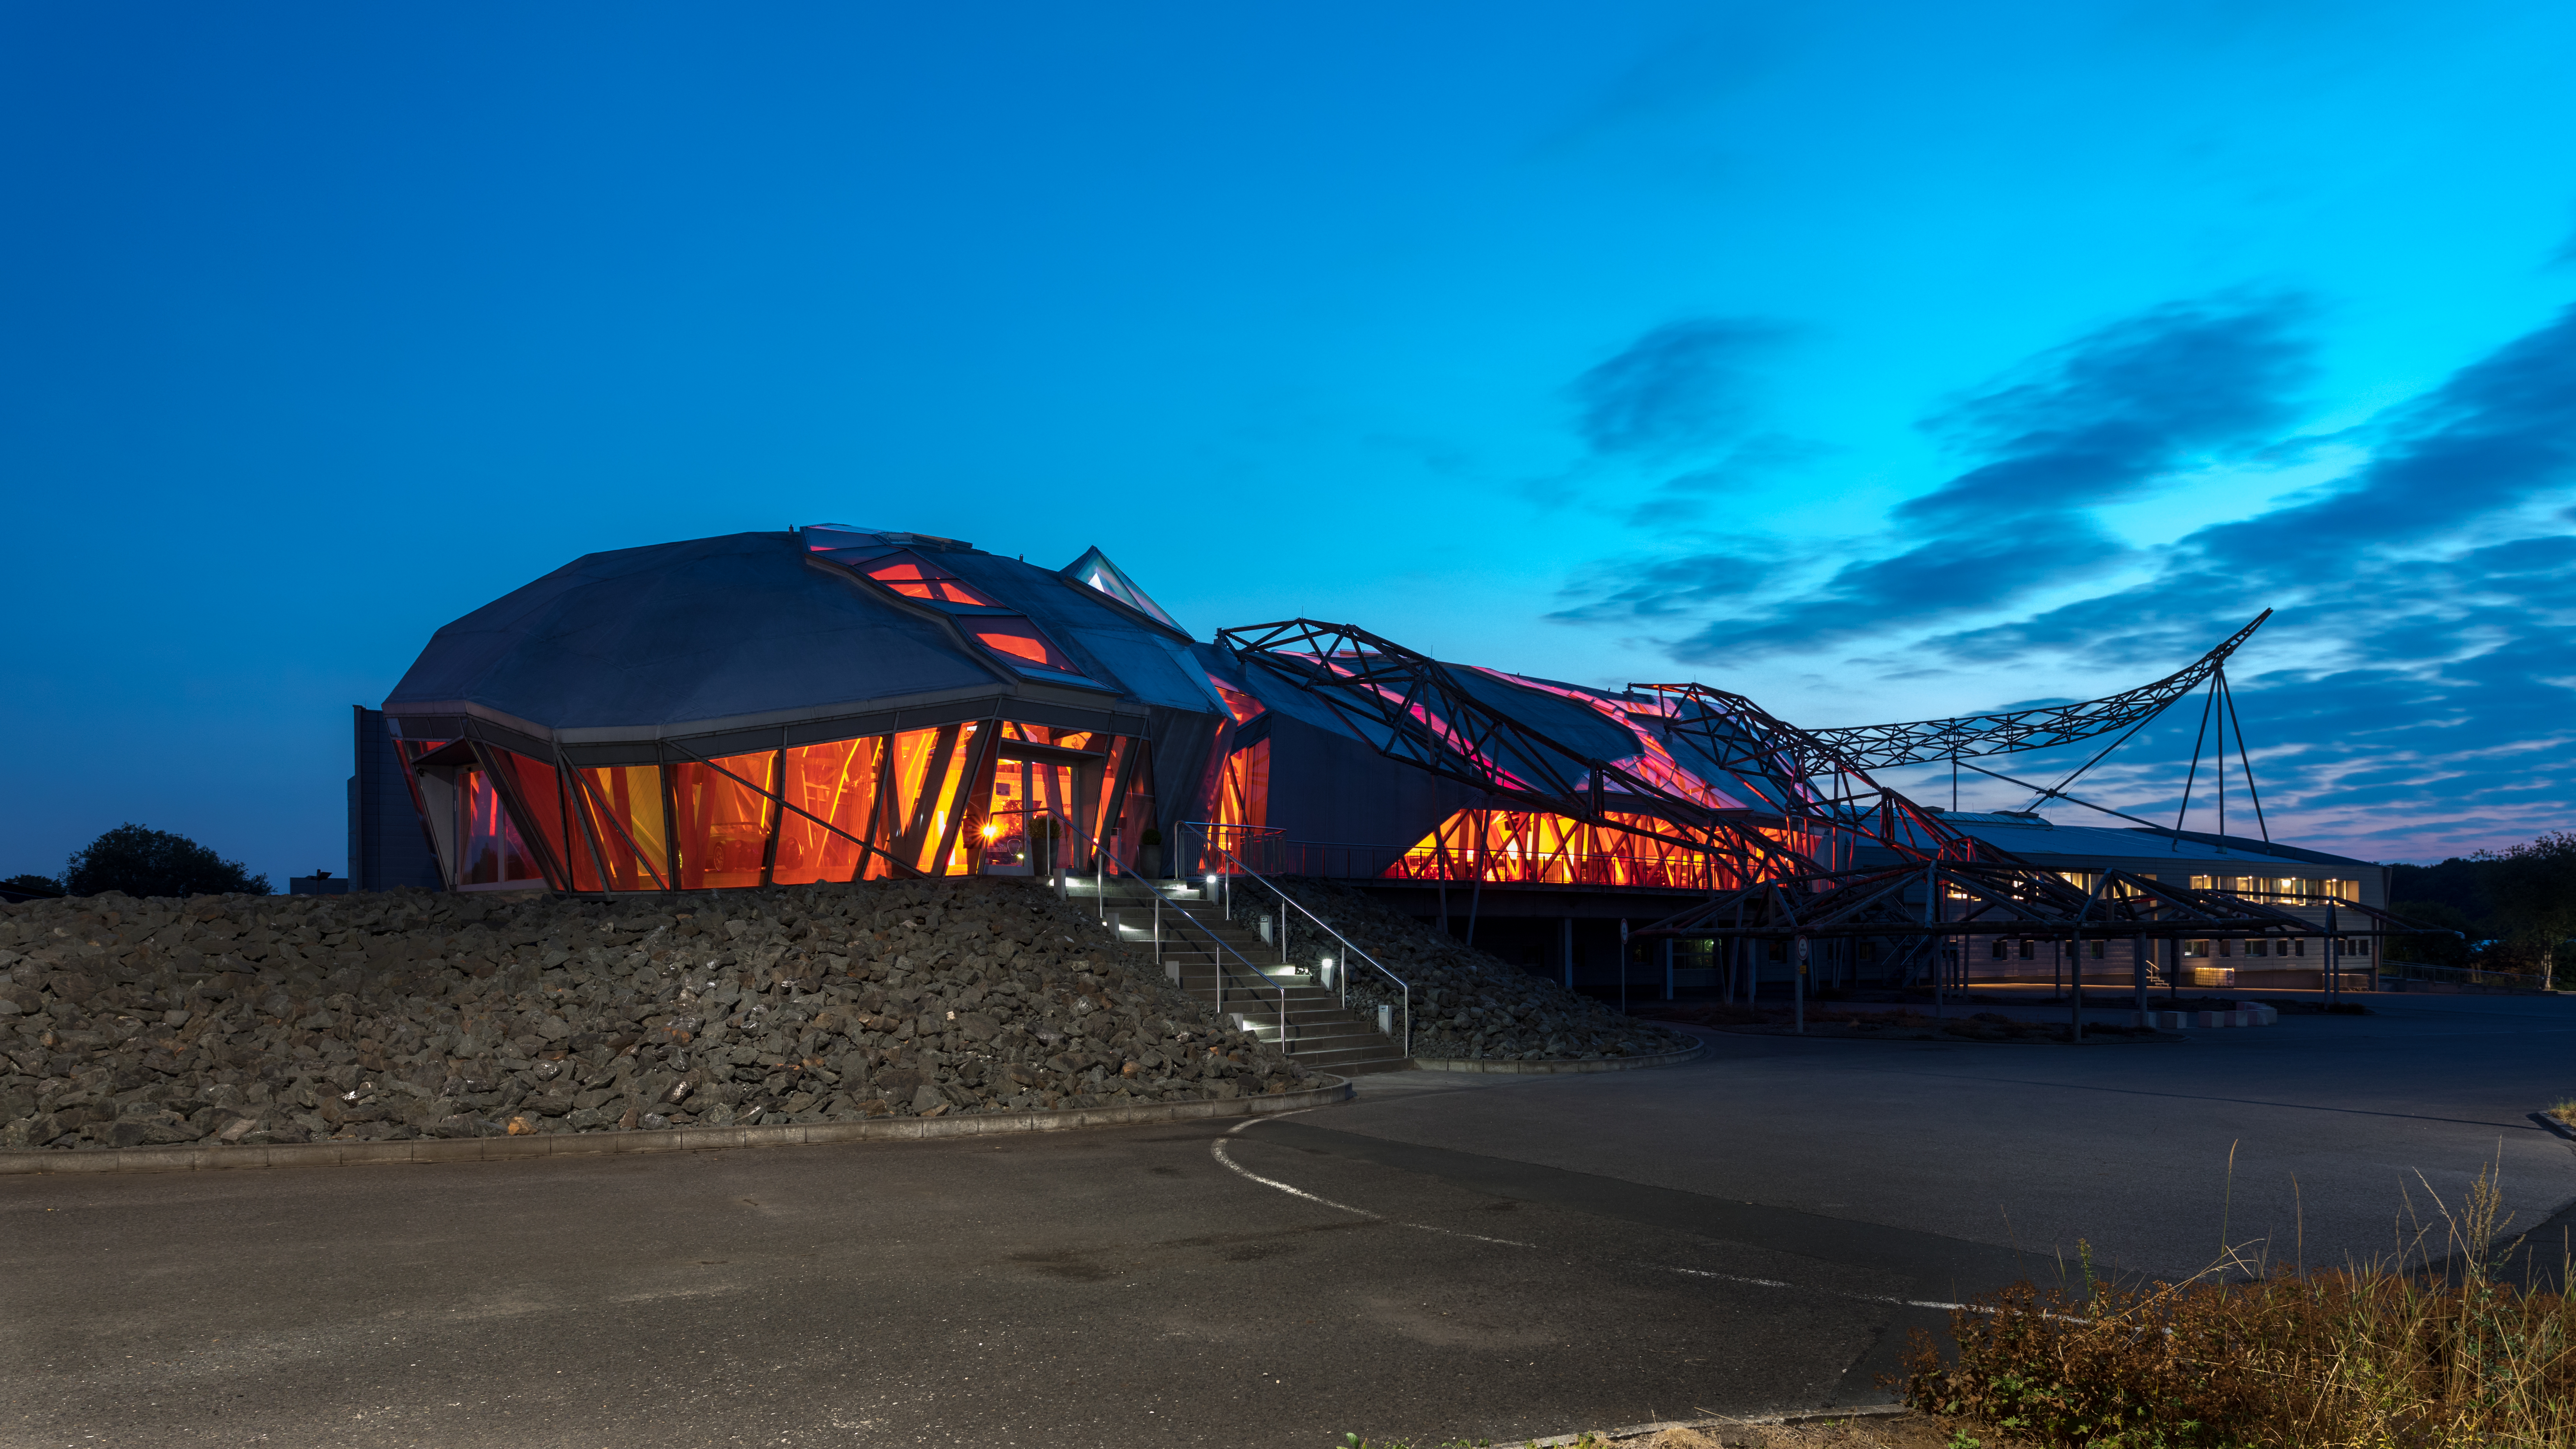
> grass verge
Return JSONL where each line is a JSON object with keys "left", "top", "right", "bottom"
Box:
{"left": 1898, "top": 1169, "right": 2575, "bottom": 1446}
{"left": 1339, "top": 1412, "right": 1963, "bottom": 1449}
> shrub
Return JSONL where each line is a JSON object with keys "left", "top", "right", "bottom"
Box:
{"left": 62, "top": 824, "right": 270, "bottom": 899}
{"left": 1901, "top": 1173, "right": 2576, "bottom": 1447}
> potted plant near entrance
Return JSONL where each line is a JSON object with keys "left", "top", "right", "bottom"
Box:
{"left": 1139, "top": 827, "right": 1162, "bottom": 879}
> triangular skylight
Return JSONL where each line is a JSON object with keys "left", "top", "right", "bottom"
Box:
{"left": 1061, "top": 545, "right": 1184, "bottom": 634}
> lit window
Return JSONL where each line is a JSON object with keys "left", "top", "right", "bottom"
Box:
{"left": 862, "top": 554, "right": 1000, "bottom": 607}
{"left": 2183, "top": 940, "right": 2210, "bottom": 958}
{"left": 969, "top": 618, "right": 1080, "bottom": 673}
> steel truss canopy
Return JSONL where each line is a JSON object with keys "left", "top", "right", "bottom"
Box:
{"left": 1215, "top": 618, "right": 1978, "bottom": 878}
{"left": 1804, "top": 610, "right": 2271, "bottom": 769}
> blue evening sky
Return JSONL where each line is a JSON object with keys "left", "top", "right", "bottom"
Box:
{"left": 5, "top": 2, "right": 2572, "bottom": 885}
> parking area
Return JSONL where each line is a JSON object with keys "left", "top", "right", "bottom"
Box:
{"left": 2, "top": 991, "right": 2567, "bottom": 1448}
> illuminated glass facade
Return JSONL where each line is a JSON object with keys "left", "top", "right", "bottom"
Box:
{"left": 372, "top": 524, "right": 2375, "bottom": 914}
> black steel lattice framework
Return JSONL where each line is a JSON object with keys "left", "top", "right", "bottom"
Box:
{"left": 1216, "top": 619, "right": 1972, "bottom": 883}
{"left": 1625, "top": 681, "right": 1976, "bottom": 868}
{"left": 1804, "top": 610, "right": 2271, "bottom": 768}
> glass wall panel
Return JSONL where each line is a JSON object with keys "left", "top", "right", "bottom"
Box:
{"left": 922, "top": 724, "right": 983, "bottom": 874}
{"left": 460, "top": 766, "right": 545, "bottom": 886}
{"left": 775, "top": 737, "right": 883, "bottom": 885}
{"left": 575, "top": 765, "right": 670, "bottom": 890}
{"left": 493, "top": 750, "right": 571, "bottom": 887}
{"left": 1218, "top": 738, "right": 1269, "bottom": 832}
{"left": 674, "top": 752, "right": 779, "bottom": 890}
{"left": 1380, "top": 808, "right": 1758, "bottom": 892}
{"left": 884, "top": 724, "right": 987, "bottom": 875}
{"left": 981, "top": 757, "right": 1034, "bottom": 874}
{"left": 887, "top": 726, "right": 946, "bottom": 855}
{"left": 1091, "top": 736, "right": 1128, "bottom": 855}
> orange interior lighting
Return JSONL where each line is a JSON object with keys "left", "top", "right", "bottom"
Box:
{"left": 1386, "top": 808, "right": 1796, "bottom": 893}
{"left": 863, "top": 554, "right": 999, "bottom": 607}
{"left": 970, "top": 620, "right": 1080, "bottom": 673}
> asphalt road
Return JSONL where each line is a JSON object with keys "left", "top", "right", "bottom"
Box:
{"left": 4, "top": 989, "right": 2569, "bottom": 1449}
{"left": 1345, "top": 990, "right": 2576, "bottom": 1282}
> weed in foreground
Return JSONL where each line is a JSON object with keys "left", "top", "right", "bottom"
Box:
{"left": 1898, "top": 1165, "right": 2576, "bottom": 1447}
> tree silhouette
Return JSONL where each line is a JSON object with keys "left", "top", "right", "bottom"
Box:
{"left": 62, "top": 825, "right": 270, "bottom": 899}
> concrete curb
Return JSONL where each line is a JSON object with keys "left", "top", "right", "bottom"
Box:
{"left": 1692, "top": 1023, "right": 2179, "bottom": 1047}
{"left": 1409, "top": 1039, "right": 1705, "bottom": 1074}
{"left": 0, "top": 1078, "right": 1355, "bottom": 1176}
{"left": 2532, "top": 1110, "right": 2576, "bottom": 1144}
{"left": 1521, "top": 1401, "right": 1910, "bottom": 1446}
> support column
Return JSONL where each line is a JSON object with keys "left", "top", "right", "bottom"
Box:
{"left": 1793, "top": 935, "right": 1806, "bottom": 1034}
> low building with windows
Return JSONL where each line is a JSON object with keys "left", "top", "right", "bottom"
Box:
{"left": 1921, "top": 811, "right": 2387, "bottom": 994}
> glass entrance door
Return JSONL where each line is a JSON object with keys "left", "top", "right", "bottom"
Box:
{"left": 981, "top": 757, "right": 1076, "bottom": 875}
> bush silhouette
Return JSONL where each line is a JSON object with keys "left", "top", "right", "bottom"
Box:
{"left": 62, "top": 824, "right": 269, "bottom": 899}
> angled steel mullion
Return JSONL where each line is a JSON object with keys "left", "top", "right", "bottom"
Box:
{"left": 663, "top": 734, "right": 925, "bottom": 880}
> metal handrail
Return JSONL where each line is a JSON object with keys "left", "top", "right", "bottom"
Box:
{"left": 2378, "top": 960, "right": 2553, "bottom": 990}
{"left": 1081, "top": 835, "right": 1292, "bottom": 1051}
{"left": 1182, "top": 821, "right": 1412, "bottom": 1058}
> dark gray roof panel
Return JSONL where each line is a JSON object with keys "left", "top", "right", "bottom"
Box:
{"left": 1944, "top": 815, "right": 2375, "bottom": 869}
{"left": 1057, "top": 624, "right": 1229, "bottom": 715}
{"left": 385, "top": 533, "right": 1001, "bottom": 732}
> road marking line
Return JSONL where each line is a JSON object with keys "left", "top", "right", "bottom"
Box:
{"left": 1217, "top": 1119, "right": 1957, "bottom": 1306}
{"left": 1668, "top": 1265, "right": 1965, "bottom": 1311}
{"left": 1214, "top": 1118, "right": 1535, "bottom": 1245}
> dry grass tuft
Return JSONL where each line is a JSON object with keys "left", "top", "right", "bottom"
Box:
{"left": 1899, "top": 1166, "right": 2576, "bottom": 1446}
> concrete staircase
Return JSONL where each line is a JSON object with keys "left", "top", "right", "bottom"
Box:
{"left": 1079, "top": 876, "right": 1412, "bottom": 1076}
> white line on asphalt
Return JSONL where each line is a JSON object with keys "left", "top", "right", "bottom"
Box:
{"left": 1213, "top": 1117, "right": 1536, "bottom": 1247}
{"left": 1216, "top": 1119, "right": 1960, "bottom": 1308}
{"left": 1668, "top": 1265, "right": 1966, "bottom": 1311}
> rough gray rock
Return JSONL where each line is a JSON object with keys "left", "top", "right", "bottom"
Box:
{"left": 0, "top": 878, "right": 1314, "bottom": 1151}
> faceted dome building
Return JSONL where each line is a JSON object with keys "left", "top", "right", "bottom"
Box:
{"left": 378, "top": 525, "right": 1229, "bottom": 894}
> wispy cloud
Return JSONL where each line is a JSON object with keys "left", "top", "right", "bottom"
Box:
{"left": 1588, "top": 294, "right": 2320, "bottom": 656}
{"left": 1553, "top": 294, "right": 2576, "bottom": 858}
{"left": 1568, "top": 316, "right": 1792, "bottom": 459}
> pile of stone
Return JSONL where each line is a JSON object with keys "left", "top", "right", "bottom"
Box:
{"left": 0, "top": 879, "right": 1315, "bottom": 1152}
{"left": 1275, "top": 879, "right": 1695, "bottom": 1061}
